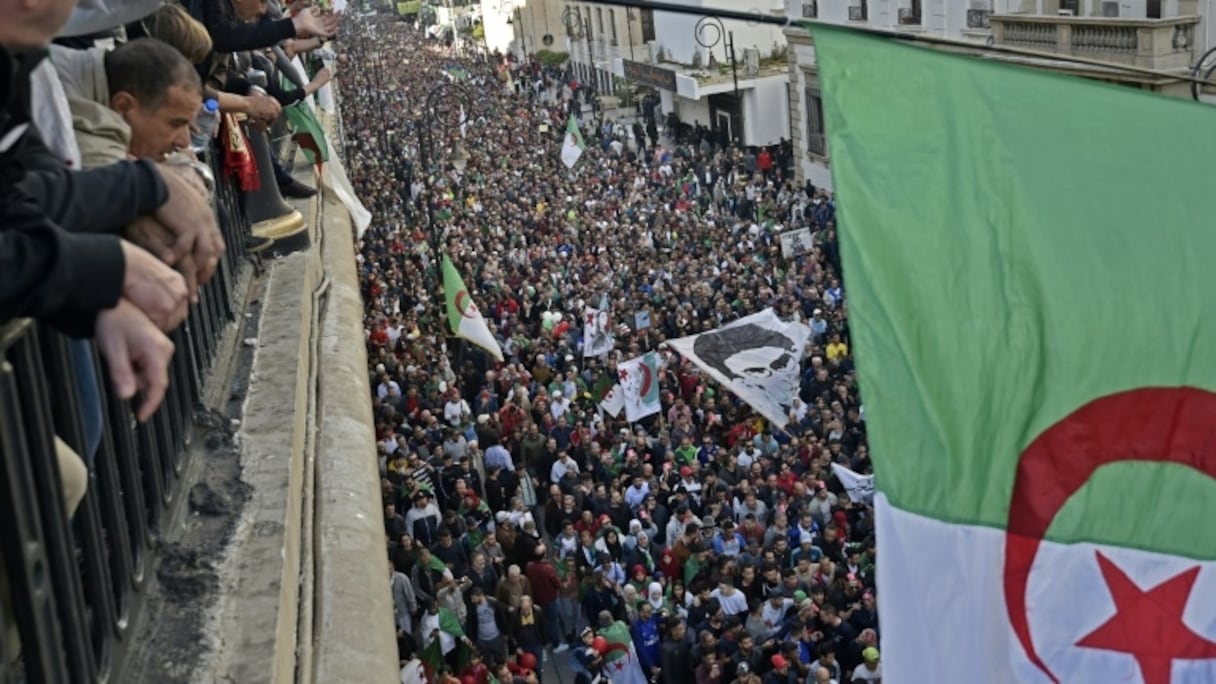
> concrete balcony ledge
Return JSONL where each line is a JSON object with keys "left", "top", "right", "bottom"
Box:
{"left": 990, "top": 13, "right": 1199, "bottom": 70}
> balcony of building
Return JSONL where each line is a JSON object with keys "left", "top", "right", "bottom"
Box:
{"left": 989, "top": 9, "right": 1200, "bottom": 70}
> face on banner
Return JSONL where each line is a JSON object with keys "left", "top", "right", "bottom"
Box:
{"left": 694, "top": 324, "right": 802, "bottom": 418}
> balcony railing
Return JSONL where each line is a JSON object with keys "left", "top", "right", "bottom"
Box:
{"left": 967, "top": 8, "right": 992, "bottom": 28}
{"left": 898, "top": 7, "right": 922, "bottom": 24}
{"left": 0, "top": 144, "right": 249, "bottom": 683}
{"left": 848, "top": 4, "right": 868, "bottom": 20}
{"left": 802, "top": 1, "right": 818, "bottom": 18}
{"left": 990, "top": 14, "right": 1199, "bottom": 70}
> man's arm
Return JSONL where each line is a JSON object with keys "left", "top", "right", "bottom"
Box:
{"left": 0, "top": 199, "right": 125, "bottom": 338}
{"left": 17, "top": 137, "right": 167, "bottom": 234}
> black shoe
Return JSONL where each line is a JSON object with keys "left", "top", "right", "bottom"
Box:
{"left": 279, "top": 179, "right": 317, "bottom": 199}
{"left": 244, "top": 235, "right": 274, "bottom": 253}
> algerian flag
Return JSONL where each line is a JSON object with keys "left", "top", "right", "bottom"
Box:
{"left": 617, "top": 352, "right": 660, "bottom": 423}
{"left": 599, "top": 383, "right": 625, "bottom": 418}
{"left": 814, "top": 24, "right": 1216, "bottom": 684}
{"left": 442, "top": 255, "right": 504, "bottom": 362}
{"left": 560, "top": 114, "right": 585, "bottom": 169}
{"left": 598, "top": 620, "right": 648, "bottom": 684}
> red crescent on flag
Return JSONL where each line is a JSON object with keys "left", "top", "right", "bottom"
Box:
{"left": 603, "top": 643, "right": 630, "bottom": 659}
{"left": 640, "top": 362, "right": 653, "bottom": 399}
{"left": 455, "top": 290, "right": 478, "bottom": 318}
{"left": 1003, "top": 386, "right": 1216, "bottom": 683}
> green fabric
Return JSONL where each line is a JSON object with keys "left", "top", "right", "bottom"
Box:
{"left": 812, "top": 24, "right": 1216, "bottom": 554}
{"left": 283, "top": 101, "right": 329, "bottom": 165}
{"left": 438, "top": 606, "right": 464, "bottom": 638}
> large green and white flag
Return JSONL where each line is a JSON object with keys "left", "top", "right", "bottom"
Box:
{"left": 560, "top": 114, "right": 585, "bottom": 169}
{"left": 442, "top": 255, "right": 504, "bottom": 362}
{"left": 813, "top": 24, "right": 1216, "bottom": 684}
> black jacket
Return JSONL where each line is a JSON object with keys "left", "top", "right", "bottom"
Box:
{"left": 0, "top": 48, "right": 129, "bottom": 337}
{"left": 465, "top": 597, "right": 510, "bottom": 643}
{"left": 659, "top": 638, "right": 691, "bottom": 684}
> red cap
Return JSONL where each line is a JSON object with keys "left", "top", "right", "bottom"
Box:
{"left": 679, "top": 466, "right": 692, "bottom": 477}
{"left": 771, "top": 655, "right": 788, "bottom": 669}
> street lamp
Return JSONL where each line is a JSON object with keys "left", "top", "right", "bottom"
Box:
{"left": 561, "top": 6, "right": 594, "bottom": 85}
{"left": 413, "top": 80, "right": 474, "bottom": 256}
{"left": 695, "top": 15, "right": 739, "bottom": 145}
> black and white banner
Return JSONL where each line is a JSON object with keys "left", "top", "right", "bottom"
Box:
{"left": 831, "top": 463, "right": 875, "bottom": 504}
{"left": 663, "top": 308, "right": 810, "bottom": 428}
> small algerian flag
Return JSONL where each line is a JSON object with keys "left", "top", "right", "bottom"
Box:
{"left": 284, "top": 100, "right": 329, "bottom": 167}
{"left": 813, "top": 24, "right": 1216, "bottom": 684}
{"left": 442, "top": 255, "right": 504, "bottom": 362}
{"left": 617, "top": 352, "right": 660, "bottom": 423}
{"left": 560, "top": 114, "right": 585, "bottom": 169}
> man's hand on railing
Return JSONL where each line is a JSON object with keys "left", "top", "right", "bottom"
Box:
{"left": 244, "top": 92, "right": 283, "bottom": 125}
{"left": 121, "top": 241, "right": 189, "bottom": 332}
{"left": 152, "top": 163, "right": 226, "bottom": 300}
{"left": 95, "top": 299, "right": 176, "bottom": 422}
{"left": 292, "top": 7, "right": 339, "bottom": 40}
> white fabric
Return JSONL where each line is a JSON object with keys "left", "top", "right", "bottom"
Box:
{"left": 875, "top": 493, "right": 1216, "bottom": 683}
{"left": 618, "top": 353, "right": 660, "bottom": 423}
{"left": 599, "top": 383, "right": 625, "bottom": 418}
{"left": 29, "top": 58, "right": 81, "bottom": 169}
{"left": 583, "top": 305, "right": 614, "bottom": 357}
{"left": 321, "top": 151, "right": 373, "bottom": 238}
{"left": 59, "top": 0, "right": 165, "bottom": 38}
{"left": 830, "top": 463, "right": 874, "bottom": 504}
{"left": 664, "top": 308, "right": 810, "bottom": 428}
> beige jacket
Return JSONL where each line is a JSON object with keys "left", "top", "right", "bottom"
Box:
{"left": 50, "top": 44, "right": 131, "bottom": 169}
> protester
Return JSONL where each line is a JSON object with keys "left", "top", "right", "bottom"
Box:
{"left": 342, "top": 15, "right": 879, "bottom": 683}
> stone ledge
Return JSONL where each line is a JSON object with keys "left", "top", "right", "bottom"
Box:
{"left": 310, "top": 188, "right": 398, "bottom": 684}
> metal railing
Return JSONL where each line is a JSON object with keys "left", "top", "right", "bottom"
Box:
{"left": 0, "top": 144, "right": 249, "bottom": 683}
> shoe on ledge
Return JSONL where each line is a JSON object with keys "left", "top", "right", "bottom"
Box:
{"left": 280, "top": 179, "right": 318, "bottom": 199}
{"left": 244, "top": 234, "right": 274, "bottom": 253}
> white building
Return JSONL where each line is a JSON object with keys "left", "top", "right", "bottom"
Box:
{"left": 511, "top": 0, "right": 793, "bottom": 147}
{"left": 784, "top": 0, "right": 1213, "bottom": 188}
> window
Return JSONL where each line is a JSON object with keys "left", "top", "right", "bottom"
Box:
{"left": 802, "top": 1, "right": 818, "bottom": 17}
{"left": 609, "top": 9, "right": 618, "bottom": 44}
{"left": 1146, "top": 0, "right": 1161, "bottom": 16}
{"left": 898, "top": 0, "right": 922, "bottom": 24}
{"left": 848, "top": 0, "right": 868, "bottom": 21}
{"left": 1059, "top": 0, "right": 1079, "bottom": 13}
{"left": 596, "top": 8, "right": 604, "bottom": 35}
{"left": 805, "top": 86, "right": 826, "bottom": 157}
{"left": 640, "top": 8, "right": 656, "bottom": 42}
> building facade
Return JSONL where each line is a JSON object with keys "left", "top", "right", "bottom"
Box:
{"left": 784, "top": 0, "right": 1213, "bottom": 187}
{"left": 508, "top": 0, "right": 793, "bottom": 147}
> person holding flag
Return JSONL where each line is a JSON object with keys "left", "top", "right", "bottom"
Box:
{"left": 595, "top": 610, "right": 649, "bottom": 684}
{"left": 419, "top": 597, "right": 473, "bottom": 675}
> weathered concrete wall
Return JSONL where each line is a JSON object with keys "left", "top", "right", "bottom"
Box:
{"left": 204, "top": 152, "right": 395, "bottom": 683}
{"left": 211, "top": 244, "right": 316, "bottom": 684}
{"left": 311, "top": 190, "right": 398, "bottom": 684}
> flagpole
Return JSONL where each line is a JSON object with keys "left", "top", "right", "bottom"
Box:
{"left": 576, "top": 0, "right": 1216, "bottom": 90}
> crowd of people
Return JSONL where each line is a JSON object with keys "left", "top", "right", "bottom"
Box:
{"left": 340, "top": 15, "right": 880, "bottom": 684}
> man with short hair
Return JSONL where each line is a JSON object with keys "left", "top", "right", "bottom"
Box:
{"left": 466, "top": 586, "right": 510, "bottom": 666}
{"left": 52, "top": 37, "right": 201, "bottom": 167}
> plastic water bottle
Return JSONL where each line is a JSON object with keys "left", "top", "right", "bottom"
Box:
{"left": 191, "top": 98, "right": 220, "bottom": 151}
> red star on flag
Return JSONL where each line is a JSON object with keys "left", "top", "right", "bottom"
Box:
{"left": 1075, "top": 551, "right": 1216, "bottom": 684}
{"left": 618, "top": 369, "right": 629, "bottom": 381}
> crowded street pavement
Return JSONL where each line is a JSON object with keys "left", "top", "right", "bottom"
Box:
{"left": 339, "top": 14, "right": 878, "bottom": 684}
